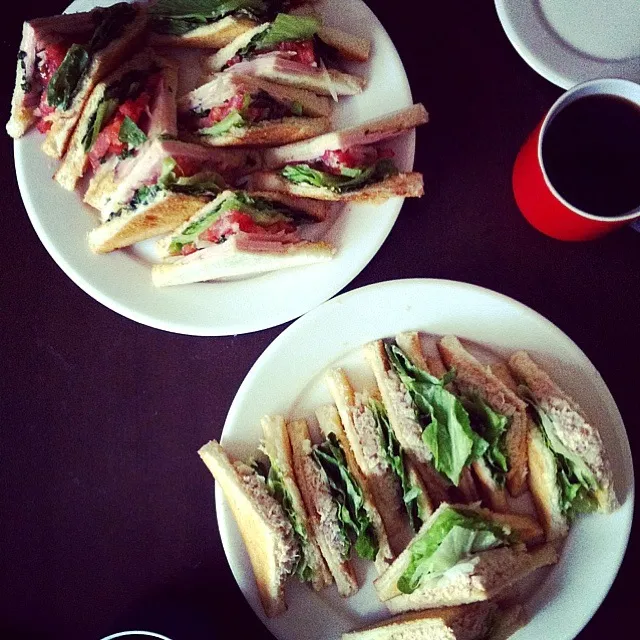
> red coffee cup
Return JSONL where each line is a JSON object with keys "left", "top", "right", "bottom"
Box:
{"left": 512, "top": 78, "right": 640, "bottom": 240}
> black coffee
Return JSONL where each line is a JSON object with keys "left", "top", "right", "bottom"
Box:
{"left": 541, "top": 94, "right": 640, "bottom": 217}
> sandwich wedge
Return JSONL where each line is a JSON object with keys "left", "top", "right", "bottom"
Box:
{"left": 437, "top": 336, "right": 530, "bottom": 501}
{"left": 508, "top": 351, "right": 619, "bottom": 541}
{"left": 325, "top": 368, "right": 433, "bottom": 555}
{"left": 88, "top": 138, "right": 261, "bottom": 253}
{"left": 202, "top": 13, "right": 366, "bottom": 96}
{"left": 342, "top": 602, "right": 524, "bottom": 640}
{"left": 55, "top": 50, "right": 178, "bottom": 192}
{"left": 287, "top": 407, "right": 394, "bottom": 596}
{"left": 246, "top": 104, "right": 427, "bottom": 202}
{"left": 374, "top": 503, "right": 554, "bottom": 615}
{"left": 8, "top": 3, "right": 147, "bottom": 158}
{"left": 151, "top": 189, "right": 336, "bottom": 286}
{"left": 198, "top": 431, "right": 331, "bottom": 617}
{"left": 178, "top": 73, "right": 331, "bottom": 147}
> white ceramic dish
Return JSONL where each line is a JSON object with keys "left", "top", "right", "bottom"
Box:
{"left": 14, "top": 0, "right": 415, "bottom": 336}
{"left": 216, "top": 278, "right": 633, "bottom": 640}
{"left": 495, "top": 0, "right": 640, "bottom": 89}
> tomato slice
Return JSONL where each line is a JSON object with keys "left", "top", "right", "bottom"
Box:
{"left": 40, "top": 42, "right": 69, "bottom": 84}
{"left": 278, "top": 40, "right": 316, "bottom": 66}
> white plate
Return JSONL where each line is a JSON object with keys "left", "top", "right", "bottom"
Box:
{"left": 216, "top": 279, "right": 634, "bottom": 640}
{"left": 14, "top": 0, "right": 415, "bottom": 336}
{"left": 495, "top": 0, "right": 640, "bottom": 89}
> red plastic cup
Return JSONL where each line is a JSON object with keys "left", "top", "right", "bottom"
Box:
{"left": 513, "top": 79, "right": 640, "bottom": 241}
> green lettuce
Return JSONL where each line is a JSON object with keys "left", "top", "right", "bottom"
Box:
{"left": 257, "top": 13, "right": 320, "bottom": 49}
{"left": 463, "top": 396, "right": 510, "bottom": 486}
{"left": 83, "top": 98, "right": 118, "bottom": 152}
{"left": 312, "top": 433, "right": 378, "bottom": 561}
{"left": 521, "top": 387, "right": 599, "bottom": 518}
{"left": 386, "top": 344, "right": 486, "bottom": 486}
{"left": 167, "top": 191, "right": 293, "bottom": 254}
{"left": 397, "top": 506, "right": 512, "bottom": 594}
{"left": 281, "top": 159, "right": 398, "bottom": 193}
{"left": 118, "top": 116, "right": 148, "bottom": 149}
{"left": 88, "top": 4, "right": 137, "bottom": 53}
{"left": 199, "top": 110, "right": 247, "bottom": 136}
{"left": 369, "top": 398, "right": 425, "bottom": 531}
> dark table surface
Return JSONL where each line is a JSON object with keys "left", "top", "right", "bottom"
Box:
{"left": 1, "top": 1, "right": 637, "bottom": 639}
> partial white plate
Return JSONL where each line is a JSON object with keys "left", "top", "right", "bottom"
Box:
{"left": 14, "top": 0, "right": 415, "bottom": 336}
{"left": 495, "top": 0, "right": 640, "bottom": 89}
{"left": 216, "top": 278, "right": 633, "bottom": 640}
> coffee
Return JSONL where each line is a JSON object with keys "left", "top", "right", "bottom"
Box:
{"left": 541, "top": 95, "right": 640, "bottom": 218}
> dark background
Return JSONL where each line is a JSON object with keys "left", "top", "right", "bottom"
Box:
{"left": 1, "top": 1, "right": 637, "bottom": 638}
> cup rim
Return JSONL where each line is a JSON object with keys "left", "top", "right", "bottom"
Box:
{"left": 537, "top": 77, "right": 640, "bottom": 223}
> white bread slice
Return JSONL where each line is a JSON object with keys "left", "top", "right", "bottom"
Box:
{"left": 342, "top": 602, "right": 498, "bottom": 640}
{"left": 287, "top": 417, "right": 359, "bottom": 597}
{"left": 263, "top": 104, "right": 428, "bottom": 168}
{"left": 186, "top": 115, "right": 331, "bottom": 147}
{"left": 363, "top": 340, "right": 451, "bottom": 506}
{"left": 55, "top": 51, "right": 179, "bottom": 191}
{"left": 180, "top": 73, "right": 333, "bottom": 118}
{"left": 260, "top": 415, "right": 333, "bottom": 591}
{"left": 152, "top": 236, "right": 335, "bottom": 287}
{"left": 438, "top": 336, "right": 529, "bottom": 498}
{"left": 149, "top": 15, "right": 258, "bottom": 49}
{"left": 89, "top": 191, "right": 208, "bottom": 254}
{"left": 83, "top": 156, "right": 119, "bottom": 210}
{"left": 315, "top": 405, "right": 395, "bottom": 574}
{"left": 41, "top": 9, "right": 149, "bottom": 159}
{"left": 207, "top": 23, "right": 271, "bottom": 71}
{"left": 246, "top": 171, "right": 424, "bottom": 202}
{"left": 325, "top": 369, "right": 413, "bottom": 556}
{"left": 508, "top": 351, "right": 618, "bottom": 512}
{"left": 198, "top": 440, "right": 292, "bottom": 617}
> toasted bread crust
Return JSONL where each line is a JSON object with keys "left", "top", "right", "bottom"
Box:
{"left": 318, "top": 26, "right": 371, "bottom": 62}
{"left": 438, "top": 336, "right": 529, "bottom": 497}
{"left": 198, "top": 440, "right": 288, "bottom": 617}
{"left": 89, "top": 192, "right": 207, "bottom": 253}
{"left": 187, "top": 116, "right": 331, "bottom": 147}
{"left": 247, "top": 171, "right": 424, "bottom": 201}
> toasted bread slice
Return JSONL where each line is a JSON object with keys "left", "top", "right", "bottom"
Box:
{"left": 152, "top": 236, "right": 335, "bottom": 287}
{"left": 438, "top": 336, "right": 529, "bottom": 497}
{"left": 315, "top": 405, "right": 395, "bottom": 574}
{"left": 88, "top": 192, "right": 208, "bottom": 254}
{"left": 246, "top": 171, "right": 424, "bottom": 202}
{"left": 186, "top": 116, "right": 331, "bottom": 147}
{"left": 261, "top": 415, "right": 333, "bottom": 591}
{"left": 325, "top": 369, "right": 413, "bottom": 555}
{"left": 318, "top": 26, "right": 371, "bottom": 62}
{"left": 149, "top": 15, "right": 258, "bottom": 48}
{"left": 287, "top": 417, "right": 359, "bottom": 597}
{"left": 206, "top": 23, "right": 271, "bottom": 71}
{"left": 198, "top": 440, "right": 295, "bottom": 617}
{"left": 342, "top": 602, "right": 498, "bottom": 640}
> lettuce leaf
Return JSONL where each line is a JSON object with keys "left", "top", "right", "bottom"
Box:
{"left": 369, "top": 398, "right": 425, "bottom": 531}
{"left": 521, "top": 387, "right": 599, "bottom": 518}
{"left": 312, "top": 433, "right": 378, "bottom": 561}
{"left": 281, "top": 159, "right": 398, "bottom": 193}
{"left": 199, "top": 110, "right": 247, "bottom": 136}
{"left": 397, "top": 506, "right": 512, "bottom": 594}
{"left": 88, "top": 4, "right": 137, "bottom": 53}
{"left": 386, "top": 344, "right": 484, "bottom": 486}
{"left": 82, "top": 98, "right": 118, "bottom": 152}
{"left": 118, "top": 116, "right": 148, "bottom": 149}
{"left": 46, "top": 44, "right": 90, "bottom": 110}
{"left": 257, "top": 13, "right": 320, "bottom": 49}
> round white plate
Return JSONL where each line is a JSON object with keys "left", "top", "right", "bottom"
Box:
{"left": 216, "top": 279, "right": 634, "bottom": 640}
{"left": 14, "top": 0, "right": 415, "bottom": 336}
{"left": 495, "top": 0, "right": 640, "bottom": 89}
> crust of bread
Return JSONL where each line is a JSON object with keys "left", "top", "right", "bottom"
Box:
{"left": 526, "top": 426, "right": 569, "bottom": 542}
{"left": 208, "top": 23, "right": 271, "bottom": 71}
{"left": 342, "top": 602, "right": 498, "bottom": 640}
{"left": 315, "top": 404, "right": 395, "bottom": 574}
{"left": 438, "top": 336, "right": 529, "bottom": 497}
{"left": 187, "top": 116, "right": 331, "bottom": 147}
{"left": 471, "top": 459, "right": 509, "bottom": 513}
{"left": 363, "top": 340, "right": 451, "bottom": 506}
{"left": 246, "top": 171, "right": 424, "bottom": 201}
{"left": 262, "top": 104, "right": 428, "bottom": 168}
{"left": 148, "top": 15, "right": 257, "bottom": 49}
{"left": 152, "top": 237, "right": 335, "bottom": 287}
{"left": 287, "top": 417, "right": 359, "bottom": 597}
{"left": 325, "top": 369, "right": 412, "bottom": 556}
{"left": 41, "top": 10, "right": 148, "bottom": 159}
{"left": 250, "top": 189, "right": 333, "bottom": 221}
{"left": 318, "top": 26, "right": 371, "bottom": 62}
{"left": 89, "top": 192, "right": 207, "bottom": 254}
{"left": 198, "top": 440, "right": 288, "bottom": 617}
{"left": 406, "top": 459, "right": 434, "bottom": 522}
{"left": 508, "top": 350, "right": 618, "bottom": 512}
{"left": 260, "top": 415, "right": 333, "bottom": 591}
